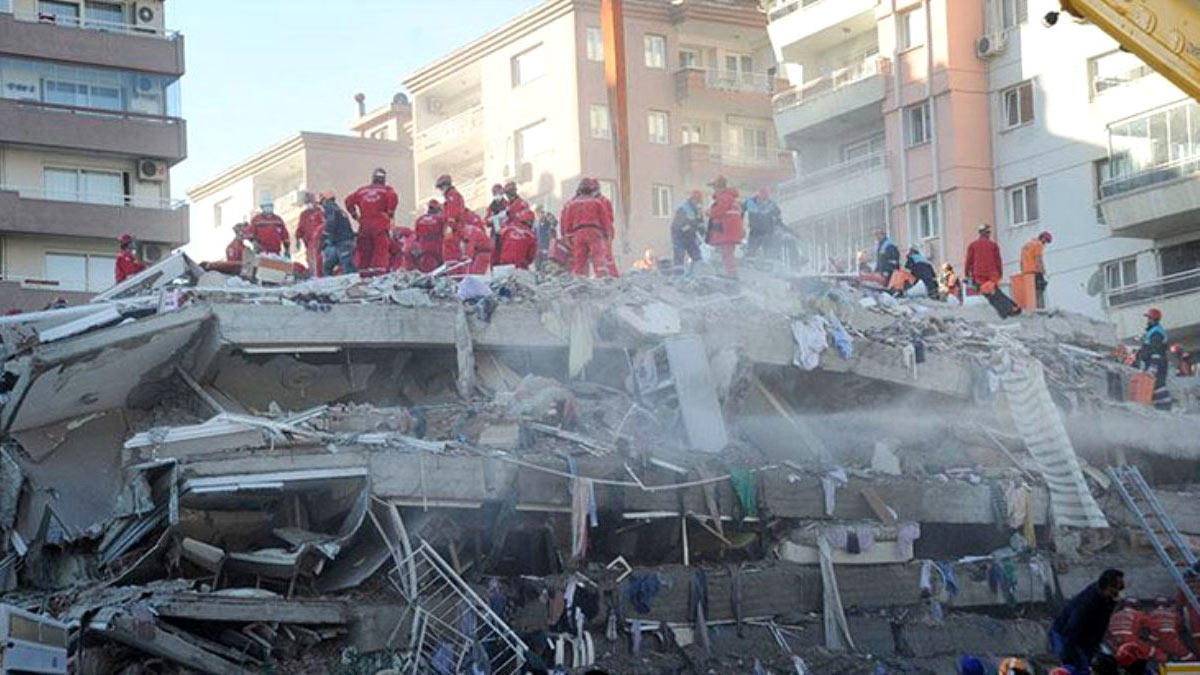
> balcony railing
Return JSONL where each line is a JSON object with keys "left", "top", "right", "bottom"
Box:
{"left": 767, "top": 0, "right": 827, "bottom": 22}
{"left": 705, "top": 144, "right": 792, "bottom": 168}
{"left": 414, "top": 105, "right": 484, "bottom": 152}
{"left": 1105, "top": 267, "right": 1200, "bottom": 308}
{"left": 8, "top": 6, "right": 179, "bottom": 39}
{"left": 773, "top": 55, "right": 883, "bottom": 112}
{"left": 1099, "top": 155, "right": 1200, "bottom": 200}
{"left": 778, "top": 152, "right": 887, "bottom": 198}
{"left": 1, "top": 184, "right": 185, "bottom": 210}
{"left": 682, "top": 67, "right": 775, "bottom": 94}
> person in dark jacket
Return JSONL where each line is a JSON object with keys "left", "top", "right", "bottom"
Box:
{"left": 1049, "top": 568, "right": 1124, "bottom": 672}
{"left": 319, "top": 191, "right": 357, "bottom": 276}
{"left": 904, "top": 247, "right": 939, "bottom": 300}
{"left": 1137, "top": 308, "right": 1172, "bottom": 410}
{"left": 874, "top": 229, "right": 900, "bottom": 284}
{"left": 671, "top": 190, "right": 705, "bottom": 272}
{"left": 742, "top": 188, "right": 782, "bottom": 259}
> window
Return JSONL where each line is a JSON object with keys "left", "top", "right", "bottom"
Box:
{"left": 681, "top": 123, "right": 703, "bottom": 145}
{"left": 86, "top": 1, "right": 124, "bottom": 27}
{"left": 647, "top": 110, "right": 669, "bottom": 144}
{"left": 729, "top": 125, "right": 769, "bottom": 161}
{"left": 913, "top": 198, "right": 939, "bottom": 239}
{"left": 1107, "top": 100, "right": 1200, "bottom": 180}
{"left": 1089, "top": 50, "right": 1154, "bottom": 98}
{"left": 644, "top": 34, "right": 666, "bottom": 69}
{"left": 515, "top": 119, "right": 551, "bottom": 162}
{"left": 897, "top": 8, "right": 924, "bottom": 51}
{"left": 43, "top": 167, "right": 123, "bottom": 205}
{"left": 44, "top": 253, "right": 114, "bottom": 292}
{"left": 1001, "top": 0, "right": 1028, "bottom": 30}
{"left": 841, "top": 133, "right": 885, "bottom": 161}
{"left": 589, "top": 104, "right": 611, "bottom": 140}
{"left": 38, "top": 1, "right": 79, "bottom": 23}
{"left": 214, "top": 198, "right": 231, "bottom": 231}
{"left": 0, "top": 0, "right": 11, "bottom": 13}
{"left": 651, "top": 184, "right": 672, "bottom": 218}
{"left": 1104, "top": 258, "right": 1138, "bottom": 291}
{"left": 1008, "top": 181, "right": 1039, "bottom": 226}
{"left": 1002, "top": 81, "right": 1034, "bottom": 128}
{"left": 585, "top": 27, "right": 604, "bottom": 62}
{"left": 511, "top": 44, "right": 546, "bottom": 87}
{"left": 0, "top": 55, "right": 180, "bottom": 116}
{"left": 905, "top": 101, "right": 932, "bottom": 146}
{"left": 679, "top": 49, "right": 700, "bottom": 69}
{"left": 1161, "top": 239, "right": 1200, "bottom": 276}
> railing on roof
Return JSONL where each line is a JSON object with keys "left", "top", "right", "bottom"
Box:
{"left": 696, "top": 143, "right": 792, "bottom": 168}
{"left": 1106, "top": 267, "right": 1200, "bottom": 309}
{"left": 677, "top": 67, "right": 775, "bottom": 94}
{"left": 0, "top": 184, "right": 185, "bottom": 210}
{"left": 1099, "top": 154, "right": 1200, "bottom": 201}
{"left": 772, "top": 55, "right": 884, "bottom": 112}
{"left": 7, "top": 6, "right": 179, "bottom": 39}
{"left": 767, "top": 0, "right": 827, "bottom": 22}
{"left": 3, "top": 98, "right": 182, "bottom": 124}
{"left": 414, "top": 105, "right": 484, "bottom": 154}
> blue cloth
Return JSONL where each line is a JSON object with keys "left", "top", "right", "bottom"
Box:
{"left": 626, "top": 573, "right": 662, "bottom": 614}
{"left": 1143, "top": 323, "right": 1167, "bottom": 344}
{"left": 828, "top": 315, "right": 853, "bottom": 359}
{"left": 908, "top": 251, "right": 929, "bottom": 265}
{"left": 937, "top": 561, "right": 959, "bottom": 597}
{"left": 959, "top": 656, "right": 985, "bottom": 675}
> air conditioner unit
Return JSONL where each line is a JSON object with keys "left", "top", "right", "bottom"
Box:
{"left": 135, "top": 75, "right": 155, "bottom": 94}
{"left": 975, "top": 33, "right": 1006, "bottom": 59}
{"left": 137, "top": 158, "right": 167, "bottom": 182}
{"left": 426, "top": 98, "right": 445, "bottom": 114}
{"left": 141, "top": 244, "right": 163, "bottom": 262}
{"left": 132, "top": 3, "right": 156, "bottom": 32}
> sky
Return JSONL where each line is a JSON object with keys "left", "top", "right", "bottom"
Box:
{"left": 169, "top": 0, "right": 542, "bottom": 199}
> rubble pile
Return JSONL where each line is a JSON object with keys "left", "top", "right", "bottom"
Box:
{"left": 0, "top": 253, "right": 1196, "bottom": 674}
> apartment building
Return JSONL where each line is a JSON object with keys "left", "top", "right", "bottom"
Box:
{"left": 402, "top": 0, "right": 793, "bottom": 264}
{"left": 186, "top": 96, "right": 414, "bottom": 263}
{"left": 768, "top": 0, "right": 1200, "bottom": 344}
{"left": 0, "top": 0, "right": 186, "bottom": 309}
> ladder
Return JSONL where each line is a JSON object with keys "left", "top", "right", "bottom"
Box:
{"left": 1107, "top": 465, "right": 1200, "bottom": 618}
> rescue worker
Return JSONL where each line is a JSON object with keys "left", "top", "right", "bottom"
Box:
{"left": 249, "top": 198, "right": 290, "bottom": 256}
{"left": 965, "top": 224, "right": 1003, "bottom": 289}
{"left": 412, "top": 200, "right": 445, "bottom": 273}
{"left": 904, "top": 247, "right": 939, "bottom": 299}
{"left": 114, "top": 233, "right": 146, "bottom": 283}
{"left": 706, "top": 176, "right": 743, "bottom": 278}
{"left": 497, "top": 218, "right": 537, "bottom": 269}
{"left": 345, "top": 168, "right": 398, "bottom": 271}
{"left": 671, "top": 190, "right": 704, "bottom": 271}
{"left": 1136, "top": 308, "right": 1172, "bottom": 410}
{"left": 534, "top": 205, "right": 558, "bottom": 263}
{"left": 503, "top": 182, "right": 534, "bottom": 230}
{"left": 632, "top": 248, "right": 656, "bottom": 272}
{"left": 874, "top": 229, "right": 900, "bottom": 285}
{"left": 1106, "top": 597, "right": 1155, "bottom": 659}
{"left": 498, "top": 182, "right": 535, "bottom": 266}
{"left": 320, "top": 191, "right": 356, "bottom": 276}
{"left": 1149, "top": 596, "right": 1195, "bottom": 661}
{"left": 462, "top": 210, "right": 493, "bottom": 275}
{"left": 1049, "top": 568, "right": 1124, "bottom": 672}
{"left": 997, "top": 657, "right": 1032, "bottom": 675}
{"left": 560, "top": 178, "right": 611, "bottom": 278}
{"left": 486, "top": 184, "right": 507, "bottom": 230}
{"left": 742, "top": 187, "right": 782, "bottom": 259}
{"left": 1021, "top": 231, "right": 1053, "bottom": 308}
{"left": 436, "top": 174, "right": 467, "bottom": 229}
{"left": 940, "top": 262, "right": 963, "bottom": 303}
{"left": 594, "top": 179, "right": 620, "bottom": 277}
{"left": 225, "top": 222, "right": 249, "bottom": 263}
{"left": 1115, "top": 642, "right": 1155, "bottom": 674}
{"left": 1170, "top": 343, "right": 1195, "bottom": 376}
{"left": 388, "top": 222, "right": 414, "bottom": 272}
{"left": 294, "top": 191, "right": 325, "bottom": 277}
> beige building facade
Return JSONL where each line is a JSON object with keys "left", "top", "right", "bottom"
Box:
{"left": 186, "top": 98, "right": 414, "bottom": 263}
{"left": 403, "top": 0, "right": 793, "bottom": 263}
{"left": 0, "top": 0, "right": 186, "bottom": 309}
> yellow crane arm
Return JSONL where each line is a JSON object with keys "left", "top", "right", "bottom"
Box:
{"left": 1060, "top": 0, "right": 1200, "bottom": 101}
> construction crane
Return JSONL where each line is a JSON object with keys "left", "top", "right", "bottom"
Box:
{"left": 1053, "top": 0, "right": 1200, "bottom": 101}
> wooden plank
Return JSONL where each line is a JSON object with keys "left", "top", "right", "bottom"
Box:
{"left": 152, "top": 595, "right": 348, "bottom": 624}
{"left": 860, "top": 487, "right": 897, "bottom": 524}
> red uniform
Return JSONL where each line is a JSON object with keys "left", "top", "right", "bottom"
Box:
{"left": 1149, "top": 604, "right": 1195, "bottom": 661}
{"left": 965, "top": 237, "right": 1003, "bottom": 286}
{"left": 294, "top": 204, "right": 325, "bottom": 277}
{"left": 345, "top": 183, "right": 399, "bottom": 271}
{"left": 497, "top": 224, "right": 537, "bottom": 268}
{"left": 561, "top": 194, "right": 612, "bottom": 278}
{"left": 596, "top": 193, "right": 619, "bottom": 277}
{"left": 708, "top": 188, "right": 743, "bottom": 277}
{"left": 1180, "top": 589, "right": 1200, "bottom": 658}
{"left": 114, "top": 249, "right": 145, "bottom": 283}
{"left": 226, "top": 235, "right": 246, "bottom": 263}
{"left": 1107, "top": 606, "right": 1155, "bottom": 656}
{"left": 413, "top": 212, "right": 445, "bottom": 273}
{"left": 389, "top": 227, "right": 414, "bottom": 271}
{"left": 463, "top": 213, "right": 493, "bottom": 275}
{"left": 441, "top": 186, "right": 467, "bottom": 227}
{"left": 250, "top": 213, "right": 290, "bottom": 255}
{"left": 505, "top": 196, "right": 535, "bottom": 229}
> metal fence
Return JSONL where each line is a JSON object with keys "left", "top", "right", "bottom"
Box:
{"left": 1105, "top": 267, "right": 1200, "bottom": 308}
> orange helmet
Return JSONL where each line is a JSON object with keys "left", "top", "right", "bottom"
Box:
{"left": 1146, "top": 308, "right": 1163, "bottom": 321}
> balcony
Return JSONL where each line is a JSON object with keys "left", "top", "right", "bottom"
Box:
{"left": 0, "top": 185, "right": 189, "bottom": 245}
{"left": 777, "top": 152, "right": 889, "bottom": 222}
{"left": 0, "top": 98, "right": 186, "bottom": 162}
{"left": 413, "top": 105, "right": 483, "bottom": 161}
{"left": 1105, "top": 268, "right": 1200, "bottom": 339}
{"left": 679, "top": 143, "right": 795, "bottom": 186}
{"left": 773, "top": 56, "right": 886, "bottom": 139}
{"left": 0, "top": 10, "right": 184, "bottom": 76}
{"left": 674, "top": 68, "right": 781, "bottom": 112}
{"left": 767, "top": 0, "right": 876, "bottom": 55}
{"left": 1099, "top": 156, "right": 1200, "bottom": 240}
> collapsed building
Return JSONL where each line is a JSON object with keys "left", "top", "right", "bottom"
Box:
{"left": 0, "top": 254, "right": 1198, "bottom": 674}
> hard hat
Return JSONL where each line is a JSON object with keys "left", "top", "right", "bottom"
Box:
{"left": 1171, "top": 343, "right": 1183, "bottom": 354}
{"left": 708, "top": 175, "right": 728, "bottom": 189}
{"left": 1048, "top": 668, "right": 1072, "bottom": 675}
{"left": 503, "top": 181, "right": 518, "bottom": 193}
{"left": 118, "top": 233, "right": 134, "bottom": 245}
{"left": 1146, "top": 308, "right": 1163, "bottom": 321}
{"left": 491, "top": 183, "right": 504, "bottom": 195}
{"left": 998, "top": 657, "right": 1031, "bottom": 675}
{"left": 372, "top": 167, "right": 387, "bottom": 179}
{"left": 1039, "top": 231, "right": 1053, "bottom": 243}
{"left": 436, "top": 174, "right": 453, "bottom": 189}
{"left": 1116, "top": 641, "right": 1150, "bottom": 667}
{"left": 978, "top": 223, "right": 992, "bottom": 233}
{"left": 427, "top": 199, "right": 441, "bottom": 211}
{"left": 319, "top": 190, "right": 336, "bottom": 201}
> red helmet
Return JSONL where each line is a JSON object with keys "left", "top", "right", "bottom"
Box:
{"left": 427, "top": 199, "right": 441, "bottom": 211}
{"left": 491, "top": 183, "right": 504, "bottom": 196}
{"left": 1146, "top": 308, "right": 1163, "bottom": 321}
{"left": 578, "top": 178, "right": 596, "bottom": 194}
{"left": 503, "top": 181, "right": 518, "bottom": 194}
{"left": 1171, "top": 343, "right": 1183, "bottom": 354}
{"left": 319, "top": 190, "right": 336, "bottom": 201}
{"left": 1039, "top": 231, "right": 1053, "bottom": 243}
{"left": 118, "top": 233, "right": 134, "bottom": 245}
{"left": 1116, "top": 641, "right": 1150, "bottom": 667}
{"left": 1048, "top": 669, "right": 1072, "bottom": 675}
{"left": 436, "top": 174, "right": 453, "bottom": 189}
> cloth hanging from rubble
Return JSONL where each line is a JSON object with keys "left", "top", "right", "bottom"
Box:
{"left": 567, "top": 305, "right": 596, "bottom": 378}
{"left": 626, "top": 573, "right": 662, "bottom": 615}
{"left": 827, "top": 314, "right": 853, "bottom": 359}
{"left": 1004, "top": 482, "right": 1030, "bottom": 530}
{"left": 729, "top": 468, "right": 757, "bottom": 521}
{"left": 791, "top": 317, "right": 828, "bottom": 370}
{"left": 690, "top": 569, "right": 711, "bottom": 656}
{"left": 969, "top": 359, "right": 1000, "bottom": 405}
{"left": 567, "top": 458, "right": 597, "bottom": 560}
{"left": 820, "top": 467, "right": 847, "bottom": 517}
{"left": 1000, "top": 356, "right": 1108, "bottom": 529}
{"left": 896, "top": 523, "right": 920, "bottom": 558}
{"left": 817, "top": 535, "right": 856, "bottom": 651}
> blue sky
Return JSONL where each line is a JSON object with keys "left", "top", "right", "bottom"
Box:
{"left": 169, "top": 0, "right": 542, "bottom": 198}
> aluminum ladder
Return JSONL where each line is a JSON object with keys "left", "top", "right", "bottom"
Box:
{"left": 1107, "top": 465, "right": 1200, "bottom": 618}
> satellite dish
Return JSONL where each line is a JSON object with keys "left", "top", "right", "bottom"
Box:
{"left": 1086, "top": 268, "right": 1104, "bottom": 297}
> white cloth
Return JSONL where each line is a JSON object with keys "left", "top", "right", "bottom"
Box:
{"left": 791, "top": 317, "right": 829, "bottom": 370}
{"left": 818, "top": 535, "right": 856, "bottom": 651}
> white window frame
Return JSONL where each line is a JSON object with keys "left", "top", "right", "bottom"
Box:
{"left": 43, "top": 166, "right": 124, "bottom": 205}
{"left": 511, "top": 44, "right": 547, "bottom": 88}
{"left": 647, "top": 110, "right": 669, "bottom": 145}
{"left": 1089, "top": 50, "right": 1154, "bottom": 99}
{"left": 897, "top": 8, "right": 924, "bottom": 51}
{"left": 1008, "top": 181, "right": 1039, "bottom": 226}
{"left": 912, "top": 198, "right": 940, "bottom": 240}
{"left": 680, "top": 122, "right": 703, "bottom": 145}
{"left": 585, "top": 27, "right": 604, "bottom": 63}
{"left": 1000, "top": 0, "right": 1028, "bottom": 30}
{"left": 43, "top": 251, "right": 115, "bottom": 293}
{"left": 644, "top": 34, "right": 667, "bottom": 69}
{"left": 679, "top": 48, "right": 701, "bottom": 69}
{"left": 905, "top": 101, "right": 932, "bottom": 147}
{"left": 515, "top": 119, "right": 551, "bottom": 163}
{"left": 651, "top": 184, "right": 672, "bottom": 218}
{"left": 1104, "top": 258, "right": 1138, "bottom": 291}
{"left": 1001, "top": 81, "right": 1034, "bottom": 129}
{"left": 589, "top": 104, "right": 611, "bottom": 140}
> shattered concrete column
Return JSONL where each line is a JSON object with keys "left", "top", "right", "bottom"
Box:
{"left": 455, "top": 304, "right": 475, "bottom": 399}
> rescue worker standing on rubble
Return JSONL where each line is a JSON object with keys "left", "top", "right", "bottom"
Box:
{"left": 706, "top": 176, "right": 743, "bottom": 278}
{"left": 874, "top": 229, "right": 900, "bottom": 284}
{"left": 671, "top": 190, "right": 705, "bottom": 272}
{"left": 1021, "top": 231, "right": 1053, "bottom": 308}
{"left": 560, "top": 178, "right": 611, "bottom": 278}
{"left": 965, "top": 224, "right": 1003, "bottom": 290}
{"left": 462, "top": 209, "right": 493, "bottom": 275}
{"left": 412, "top": 200, "right": 445, "bottom": 273}
{"left": 1049, "top": 568, "right": 1124, "bottom": 672}
{"left": 904, "top": 246, "right": 939, "bottom": 299}
{"left": 250, "top": 197, "right": 290, "bottom": 256}
{"left": 1170, "top": 343, "right": 1195, "bottom": 376}
{"left": 534, "top": 204, "right": 557, "bottom": 264}
{"left": 496, "top": 181, "right": 536, "bottom": 269}
{"left": 436, "top": 174, "right": 468, "bottom": 270}
{"left": 114, "top": 233, "right": 146, "bottom": 283}
{"left": 345, "top": 168, "right": 398, "bottom": 272}
{"left": 319, "top": 191, "right": 356, "bottom": 276}
{"left": 595, "top": 179, "right": 620, "bottom": 277}
{"left": 940, "top": 262, "right": 962, "bottom": 303}
{"left": 1106, "top": 597, "right": 1156, "bottom": 661}
{"left": 1148, "top": 596, "right": 1195, "bottom": 661}
{"left": 225, "top": 222, "right": 249, "bottom": 264}
{"left": 294, "top": 191, "right": 325, "bottom": 277}
{"left": 742, "top": 187, "right": 782, "bottom": 259}
{"left": 1137, "top": 308, "right": 1172, "bottom": 410}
